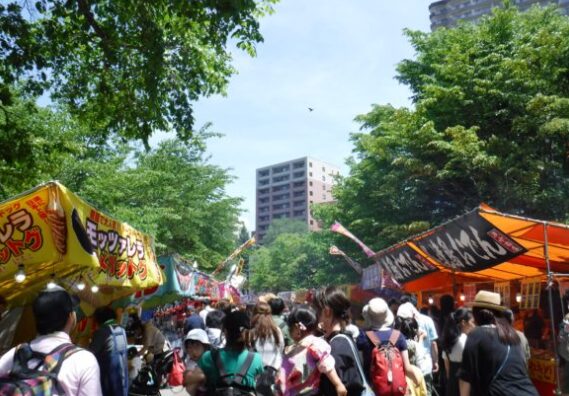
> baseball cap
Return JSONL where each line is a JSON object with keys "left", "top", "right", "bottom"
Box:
{"left": 33, "top": 285, "right": 80, "bottom": 335}
{"left": 140, "top": 310, "right": 154, "bottom": 323}
{"left": 184, "top": 329, "right": 210, "bottom": 345}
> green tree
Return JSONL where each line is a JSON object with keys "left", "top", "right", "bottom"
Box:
{"left": 262, "top": 218, "right": 308, "bottom": 245}
{"left": 0, "top": 92, "right": 87, "bottom": 200}
{"left": 0, "top": 0, "right": 277, "bottom": 146}
{"left": 316, "top": 4, "right": 569, "bottom": 252}
{"left": 59, "top": 136, "right": 242, "bottom": 270}
{"left": 236, "top": 222, "right": 250, "bottom": 245}
{"left": 249, "top": 230, "right": 358, "bottom": 292}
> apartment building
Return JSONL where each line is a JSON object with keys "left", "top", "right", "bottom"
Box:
{"left": 255, "top": 157, "right": 340, "bottom": 243}
{"left": 430, "top": 0, "right": 569, "bottom": 30}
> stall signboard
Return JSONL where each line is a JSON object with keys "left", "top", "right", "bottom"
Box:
{"left": 494, "top": 281, "right": 511, "bottom": 307}
{"left": 361, "top": 263, "right": 382, "bottom": 290}
{"left": 374, "top": 244, "right": 438, "bottom": 284}
{"left": 463, "top": 283, "right": 477, "bottom": 303}
{"left": 521, "top": 277, "right": 542, "bottom": 310}
{"left": 413, "top": 211, "right": 527, "bottom": 272}
{"left": 528, "top": 357, "right": 556, "bottom": 385}
{"left": 0, "top": 182, "right": 162, "bottom": 305}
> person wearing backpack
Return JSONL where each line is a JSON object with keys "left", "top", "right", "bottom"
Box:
{"left": 0, "top": 285, "right": 102, "bottom": 395}
{"left": 90, "top": 306, "right": 129, "bottom": 396}
{"left": 356, "top": 298, "right": 420, "bottom": 396}
{"left": 278, "top": 305, "right": 347, "bottom": 396}
{"left": 196, "top": 309, "right": 264, "bottom": 395}
{"left": 312, "top": 286, "right": 366, "bottom": 396}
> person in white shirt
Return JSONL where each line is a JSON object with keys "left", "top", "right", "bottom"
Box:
{"left": 0, "top": 285, "right": 102, "bottom": 396}
{"left": 398, "top": 296, "right": 439, "bottom": 396}
{"left": 199, "top": 299, "right": 214, "bottom": 322}
{"left": 440, "top": 308, "right": 475, "bottom": 396}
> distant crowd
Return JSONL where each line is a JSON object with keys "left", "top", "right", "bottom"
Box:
{"left": 0, "top": 283, "right": 542, "bottom": 396}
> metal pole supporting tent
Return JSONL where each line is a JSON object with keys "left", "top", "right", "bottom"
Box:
{"left": 544, "top": 222, "right": 562, "bottom": 395}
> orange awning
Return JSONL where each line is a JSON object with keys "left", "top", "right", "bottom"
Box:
{"left": 374, "top": 204, "right": 569, "bottom": 290}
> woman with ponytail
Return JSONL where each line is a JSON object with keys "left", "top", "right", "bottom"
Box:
{"left": 313, "top": 286, "right": 365, "bottom": 396}
{"left": 250, "top": 302, "right": 284, "bottom": 370}
{"left": 193, "top": 310, "right": 264, "bottom": 395}
{"left": 440, "top": 308, "right": 474, "bottom": 396}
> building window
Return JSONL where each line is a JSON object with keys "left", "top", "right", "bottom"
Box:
{"left": 309, "top": 172, "right": 313, "bottom": 177}
{"left": 310, "top": 220, "right": 314, "bottom": 225}
{"left": 322, "top": 194, "right": 327, "bottom": 200}
{"left": 293, "top": 171, "right": 305, "bottom": 178}
{"left": 309, "top": 191, "right": 313, "bottom": 196}
{"left": 322, "top": 166, "right": 325, "bottom": 171}
{"left": 309, "top": 181, "right": 313, "bottom": 186}
{"left": 322, "top": 175, "right": 326, "bottom": 182}
{"left": 309, "top": 162, "right": 313, "bottom": 167}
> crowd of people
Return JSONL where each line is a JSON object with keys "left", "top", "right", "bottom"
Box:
{"left": 0, "top": 284, "right": 546, "bottom": 396}
{"left": 151, "top": 287, "right": 539, "bottom": 396}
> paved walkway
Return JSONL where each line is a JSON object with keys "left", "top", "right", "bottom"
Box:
{"left": 160, "top": 387, "right": 188, "bottom": 396}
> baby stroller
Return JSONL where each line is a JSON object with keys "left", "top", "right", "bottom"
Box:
{"left": 128, "top": 349, "right": 176, "bottom": 396}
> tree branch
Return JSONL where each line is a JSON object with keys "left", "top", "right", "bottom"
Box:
{"left": 76, "top": 0, "right": 114, "bottom": 65}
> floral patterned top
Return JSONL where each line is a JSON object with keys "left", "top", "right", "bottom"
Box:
{"left": 277, "top": 335, "right": 336, "bottom": 396}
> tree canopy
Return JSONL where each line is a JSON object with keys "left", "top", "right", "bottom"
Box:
{"left": 0, "top": 94, "right": 242, "bottom": 270}
{"left": 261, "top": 218, "right": 308, "bottom": 245}
{"left": 249, "top": 229, "right": 359, "bottom": 292}
{"left": 0, "top": 0, "right": 276, "bottom": 146}
{"left": 316, "top": 4, "right": 569, "bottom": 253}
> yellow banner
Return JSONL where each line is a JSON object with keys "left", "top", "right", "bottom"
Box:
{"left": 528, "top": 357, "right": 556, "bottom": 384}
{"left": 0, "top": 182, "right": 162, "bottom": 305}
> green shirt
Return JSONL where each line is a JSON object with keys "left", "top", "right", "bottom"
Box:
{"left": 198, "top": 349, "right": 264, "bottom": 389}
{"left": 272, "top": 315, "right": 292, "bottom": 347}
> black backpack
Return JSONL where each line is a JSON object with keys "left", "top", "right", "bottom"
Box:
{"left": 0, "top": 343, "right": 79, "bottom": 396}
{"left": 128, "top": 366, "right": 160, "bottom": 396}
{"left": 211, "top": 350, "right": 256, "bottom": 396}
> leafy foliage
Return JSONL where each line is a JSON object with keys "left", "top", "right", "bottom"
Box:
{"left": 0, "top": 0, "right": 277, "bottom": 146}
{"left": 59, "top": 136, "right": 242, "bottom": 270}
{"left": 249, "top": 229, "right": 359, "bottom": 292}
{"left": 316, "top": 5, "right": 569, "bottom": 253}
{"left": 0, "top": 92, "right": 85, "bottom": 199}
{"left": 261, "top": 218, "right": 308, "bottom": 245}
{"left": 0, "top": 96, "right": 242, "bottom": 270}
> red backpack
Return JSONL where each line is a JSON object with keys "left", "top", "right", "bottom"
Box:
{"left": 366, "top": 330, "right": 407, "bottom": 396}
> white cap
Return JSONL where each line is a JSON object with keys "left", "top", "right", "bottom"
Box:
{"left": 184, "top": 329, "right": 210, "bottom": 345}
{"left": 397, "top": 302, "right": 420, "bottom": 320}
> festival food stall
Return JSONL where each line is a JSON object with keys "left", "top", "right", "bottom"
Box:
{"left": 0, "top": 181, "right": 163, "bottom": 349}
{"left": 365, "top": 204, "right": 569, "bottom": 395}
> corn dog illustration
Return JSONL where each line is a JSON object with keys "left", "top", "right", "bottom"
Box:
{"left": 47, "top": 186, "right": 67, "bottom": 256}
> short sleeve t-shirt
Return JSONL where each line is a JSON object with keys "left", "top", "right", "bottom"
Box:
{"left": 443, "top": 333, "right": 467, "bottom": 363}
{"left": 459, "top": 326, "right": 538, "bottom": 396}
{"left": 418, "top": 314, "right": 438, "bottom": 374}
{"left": 198, "top": 349, "right": 263, "bottom": 390}
{"left": 356, "top": 328, "right": 408, "bottom": 376}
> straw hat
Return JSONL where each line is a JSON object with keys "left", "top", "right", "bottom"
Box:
{"left": 258, "top": 293, "right": 277, "bottom": 304}
{"left": 363, "top": 298, "right": 394, "bottom": 329}
{"left": 472, "top": 290, "right": 507, "bottom": 312}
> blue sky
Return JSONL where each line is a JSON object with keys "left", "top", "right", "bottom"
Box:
{"left": 156, "top": 1, "right": 431, "bottom": 231}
